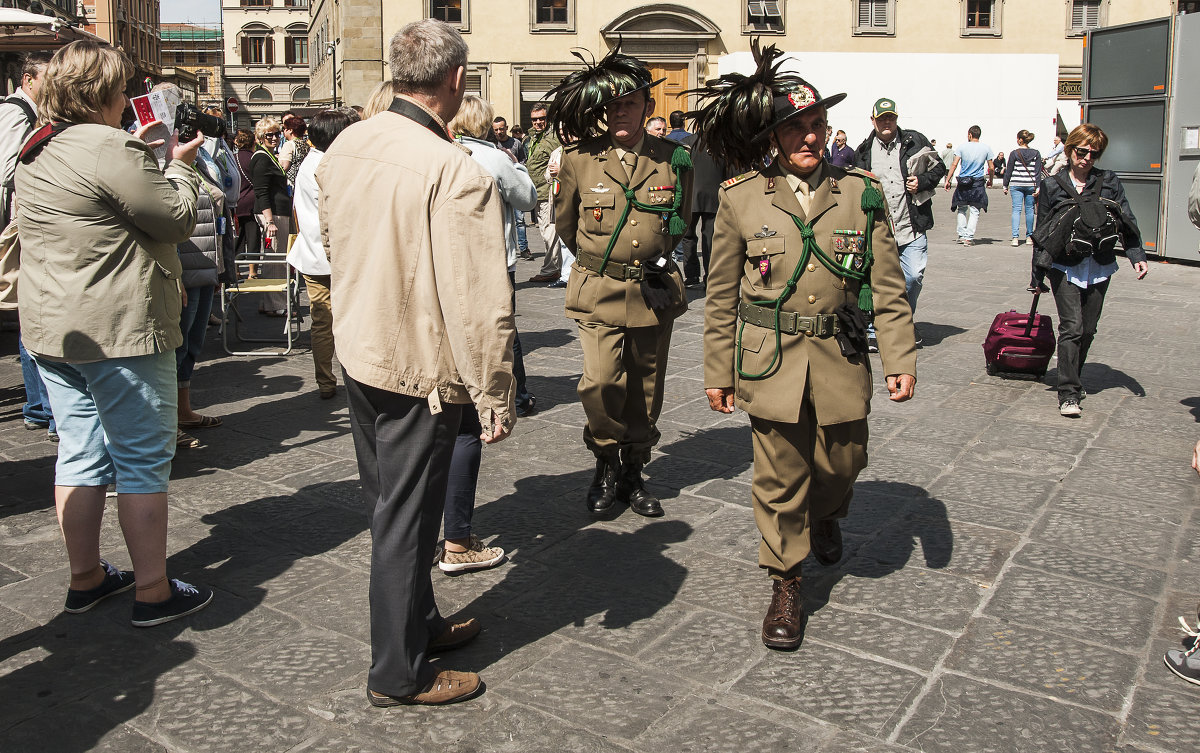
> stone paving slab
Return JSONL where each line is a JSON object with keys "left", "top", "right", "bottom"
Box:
{"left": 1, "top": 201, "right": 1199, "bottom": 751}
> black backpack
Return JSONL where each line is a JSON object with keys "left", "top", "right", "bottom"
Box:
{"left": 1032, "top": 172, "right": 1121, "bottom": 266}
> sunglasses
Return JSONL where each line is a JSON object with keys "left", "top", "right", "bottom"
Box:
{"left": 1073, "top": 146, "right": 1101, "bottom": 158}
{"left": 530, "top": 116, "right": 547, "bottom": 122}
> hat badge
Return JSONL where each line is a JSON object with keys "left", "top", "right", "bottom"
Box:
{"left": 787, "top": 87, "right": 815, "bottom": 111}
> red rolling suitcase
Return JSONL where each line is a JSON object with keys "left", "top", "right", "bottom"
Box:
{"left": 982, "top": 292, "right": 1056, "bottom": 377}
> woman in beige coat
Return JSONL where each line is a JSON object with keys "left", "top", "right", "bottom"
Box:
{"left": 16, "top": 41, "right": 213, "bottom": 627}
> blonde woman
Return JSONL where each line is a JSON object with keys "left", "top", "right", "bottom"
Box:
{"left": 250, "top": 116, "right": 291, "bottom": 314}
{"left": 16, "top": 41, "right": 213, "bottom": 626}
{"left": 363, "top": 80, "right": 398, "bottom": 119}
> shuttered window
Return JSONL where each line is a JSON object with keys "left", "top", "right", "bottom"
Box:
{"left": 1071, "top": 0, "right": 1102, "bottom": 30}
{"left": 854, "top": 0, "right": 894, "bottom": 34}
{"left": 746, "top": 0, "right": 784, "bottom": 32}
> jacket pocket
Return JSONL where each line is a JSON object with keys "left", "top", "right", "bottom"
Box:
{"left": 735, "top": 325, "right": 777, "bottom": 390}
{"left": 154, "top": 260, "right": 177, "bottom": 280}
{"left": 582, "top": 191, "right": 617, "bottom": 234}
{"left": 566, "top": 267, "right": 600, "bottom": 314}
{"left": 744, "top": 236, "right": 787, "bottom": 292}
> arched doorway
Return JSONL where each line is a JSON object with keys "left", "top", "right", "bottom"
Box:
{"left": 600, "top": 5, "right": 720, "bottom": 120}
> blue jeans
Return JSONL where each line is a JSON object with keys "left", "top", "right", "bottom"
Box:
{"left": 176, "top": 285, "right": 215, "bottom": 387}
{"left": 18, "top": 332, "right": 54, "bottom": 431}
{"left": 514, "top": 209, "right": 528, "bottom": 253}
{"left": 956, "top": 205, "right": 980, "bottom": 239}
{"left": 898, "top": 234, "right": 928, "bottom": 314}
{"left": 444, "top": 408, "right": 482, "bottom": 540}
{"left": 1010, "top": 186, "right": 1035, "bottom": 239}
{"left": 34, "top": 351, "right": 177, "bottom": 493}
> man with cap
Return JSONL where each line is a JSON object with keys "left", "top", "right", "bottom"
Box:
{"left": 548, "top": 43, "right": 693, "bottom": 518}
{"left": 696, "top": 43, "right": 916, "bottom": 649}
{"left": 853, "top": 98, "right": 946, "bottom": 339}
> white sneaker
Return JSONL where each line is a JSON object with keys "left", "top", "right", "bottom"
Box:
{"left": 1011, "top": 238, "right": 1020, "bottom": 247}
{"left": 1059, "top": 399, "right": 1082, "bottom": 417}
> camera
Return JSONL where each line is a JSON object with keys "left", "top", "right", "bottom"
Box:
{"left": 174, "top": 102, "right": 227, "bottom": 142}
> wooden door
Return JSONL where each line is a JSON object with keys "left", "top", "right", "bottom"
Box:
{"left": 647, "top": 63, "right": 689, "bottom": 120}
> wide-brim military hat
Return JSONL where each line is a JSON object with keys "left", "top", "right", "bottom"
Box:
{"left": 749, "top": 81, "right": 847, "bottom": 143}
{"left": 686, "top": 39, "right": 845, "bottom": 171}
{"left": 546, "top": 39, "right": 663, "bottom": 142}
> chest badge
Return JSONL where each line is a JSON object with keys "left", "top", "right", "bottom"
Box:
{"left": 593, "top": 207, "right": 603, "bottom": 222}
{"left": 758, "top": 256, "right": 771, "bottom": 281}
{"left": 754, "top": 225, "right": 777, "bottom": 238}
{"left": 592, "top": 183, "right": 610, "bottom": 193}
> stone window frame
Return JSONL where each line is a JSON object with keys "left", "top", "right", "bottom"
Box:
{"left": 742, "top": 0, "right": 785, "bottom": 35}
{"left": 961, "top": 0, "right": 1003, "bottom": 38}
{"left": 428, "top": 0, "right": 470, "bottom": 33}
{"left": 530, "top": 0, "right": 574, "bottom": 33}
{"left": 1066, "top": 0, "right": 1107, "bottom": 37}
{"left": 852, "top": 0, "right": 895, "bottom": 36}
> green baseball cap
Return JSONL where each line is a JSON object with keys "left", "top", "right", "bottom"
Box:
{"left": 872, "top": 97, "right": 898, "bottom": 118}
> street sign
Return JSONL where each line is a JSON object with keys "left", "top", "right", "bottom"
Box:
{"left": 227, "top": 97, "right": 239, "bottom": 113}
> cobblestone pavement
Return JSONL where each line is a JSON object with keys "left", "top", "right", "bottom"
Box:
{"left": 1, "top": 200, "right": 1198, "bottom": 752}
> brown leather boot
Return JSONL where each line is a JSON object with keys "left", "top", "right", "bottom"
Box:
{"left": 810, "top": 519, "right": 843, "bottom": 566}
{"left": 761, "top": 576, "right": 804, "bottom": 650}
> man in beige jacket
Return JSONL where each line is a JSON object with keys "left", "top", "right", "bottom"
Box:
{"left": 316, "top": 19, "right": 515, "bottom": 707}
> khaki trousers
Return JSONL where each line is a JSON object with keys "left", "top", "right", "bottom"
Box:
{"left": 302, "top": 273, "right": 336, "bottom": 391}
{"left": 576, "top": 320, "right": 672, "bottom": 463}
{"left": 535, "top": 198, "right": 562, "bottom": 276}
{"left": 750, "top": 398, "right": 868, "bottom": 579}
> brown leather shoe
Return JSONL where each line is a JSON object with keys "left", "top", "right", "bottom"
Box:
{"left": 761, "top": 576, "right": 804, "bottom": 650}
{"left": 528, "top": 272, "right": 558, "bottom": 283}
{"left": 367, "top": 669, "right": 483, "bottom": 706}
{"left": 428, "top": 618, "right": 481, "bottom": 652}
{"left": 810, "top": 519, "right": 843, "bottom": 566}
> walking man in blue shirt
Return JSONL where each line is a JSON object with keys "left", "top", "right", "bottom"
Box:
{"left": 944, "top": 125, "right": 994, "bottom": 246}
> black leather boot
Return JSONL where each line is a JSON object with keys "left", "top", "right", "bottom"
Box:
{"left": 586, "top": 453, "right": 620, "bottom": 515}
{"left": 617, "top": 450, "right": 663, "bottom": 517}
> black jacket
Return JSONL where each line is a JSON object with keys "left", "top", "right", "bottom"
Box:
{"left": 1031, "top": 168, "right": 1146, "bottom": 286}
{"left": 853, "top": 127, "right": 946, "bottom": 235}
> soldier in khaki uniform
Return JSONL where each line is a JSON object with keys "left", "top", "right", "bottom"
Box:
{"left": 548, "top": 45, "right": 693, "bottom": 518}
{"left": 695, "top": 45, "right": 917, "bottom": 649}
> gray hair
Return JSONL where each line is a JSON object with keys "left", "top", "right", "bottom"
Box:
{"left": 388, "top": 19, "right": 468, "bottom": 95}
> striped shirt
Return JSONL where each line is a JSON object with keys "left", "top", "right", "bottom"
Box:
{"left": 1004, "top": 148, "right": 1043, "bottom": 189}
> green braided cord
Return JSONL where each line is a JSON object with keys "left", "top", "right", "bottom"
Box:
{"left": 595, "top": 151, "right": 693, "bottom": 276}
{"left": 857, "top": 175, "right": 882, "bottom": 311}
{"left": 735, "top": 217, "right": 821, "bottom": 380}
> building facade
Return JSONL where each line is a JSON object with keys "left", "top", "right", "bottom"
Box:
{"left": 309, "top": 0, "right": 1172, "bottom": 131}
{"left": 5, "top": 0, "right": 84, "bottom": 24}
{"left": 160, "top": 23, "right": 223, "bottom": 108}
{"left": 82, "top": 0, "right": 162, "bottom": 84}
{"left": 222, "top": 0, "right": 311, "bottom": 128}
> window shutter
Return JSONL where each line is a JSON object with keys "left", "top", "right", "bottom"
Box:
{"left": 285, "top": 39, "right": 294, "bottom": 65}
{"left": 266, "top": 37, "right": 274, "bottom": 65}
{"left": 859, "top": 0, "right": 888, "bottom": 28}
{"left": 241, "top": 35, "right": 249, "bottom": 63}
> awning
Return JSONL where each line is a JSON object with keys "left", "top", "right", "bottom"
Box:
{"left": 0, "top": 9, "right": 105, "bottom": 53}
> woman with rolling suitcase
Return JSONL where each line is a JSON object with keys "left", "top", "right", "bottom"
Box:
{"left": 1030, "top": 123, "right": 1149, "bottom": 418}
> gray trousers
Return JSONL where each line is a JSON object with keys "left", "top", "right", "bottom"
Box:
{"left": 346, "top": 376, "right": 458, "bottom": 696}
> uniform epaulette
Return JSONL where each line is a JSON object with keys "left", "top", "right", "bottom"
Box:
{"left": 721, "top": 171, "right": 757, "bottom": 189}
{"left": 846, "top": 166, "right": 878, "bottom": 181}
{"left": 563, "top": 142, "right": 580, "bottom": 153}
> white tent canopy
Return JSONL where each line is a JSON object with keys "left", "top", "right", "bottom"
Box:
{"left": 0, "top": 9, "right": 104, "bottom": 52}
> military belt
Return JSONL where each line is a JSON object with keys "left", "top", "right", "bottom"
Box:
{"left": 577, "top": 249, "right": 658, "bottom": 281}
{"left": 738, "top": 302, "right": 840, "bottom": 337}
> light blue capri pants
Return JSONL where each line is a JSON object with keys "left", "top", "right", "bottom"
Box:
{"left": 33, "top": 350, "right": 177, "bottom": 494}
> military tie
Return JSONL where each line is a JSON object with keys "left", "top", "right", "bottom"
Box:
{"left": 622, "top": 152, "right": 638, "bottom": 181}
{"left": 797, "top": 178, "right": 812, "bottom": 217}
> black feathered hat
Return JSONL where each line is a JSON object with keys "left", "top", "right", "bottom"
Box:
{"left": 686, "top": 40, "right": 846, "bottom": 171}
{"left": 546, "top": 38, "right": 665, "bottom": 142}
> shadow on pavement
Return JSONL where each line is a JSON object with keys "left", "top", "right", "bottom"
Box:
{"left": 803, "top": 481, "right": 952, "bottom": 615}
{"left": 916, "top": 322, "right": 967, "bottom": 348}
{"left": 0, "top": 480, "right": 365, "bottom": 752}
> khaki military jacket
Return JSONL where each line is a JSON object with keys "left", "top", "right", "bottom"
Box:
{"left": 556, "top": 133, "right": 692, "bottom": 328}
{"left": 703, "top": 160, "right": 916, "bottom": 425}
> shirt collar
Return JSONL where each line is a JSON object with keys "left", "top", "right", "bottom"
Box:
{"left": 395, "top": 94, "right": 446, "bottom": 132}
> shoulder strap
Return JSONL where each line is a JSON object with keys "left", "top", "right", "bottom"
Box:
{"left": 1055, "top": 170, "right": 1079, "bottom": 198}
{"left": 3, "top": 95, "right": 35, "bottom": 129}
{"left": 18, "top": 122, "right": 74, "bottom": 164}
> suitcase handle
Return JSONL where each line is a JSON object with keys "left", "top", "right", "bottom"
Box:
{"left": 1024, "top": 292, "right": 1042, "bottom": 338}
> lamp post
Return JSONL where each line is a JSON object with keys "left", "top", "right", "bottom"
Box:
{"left": 326, "top": 38, "right": 339, "bottom": 106}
